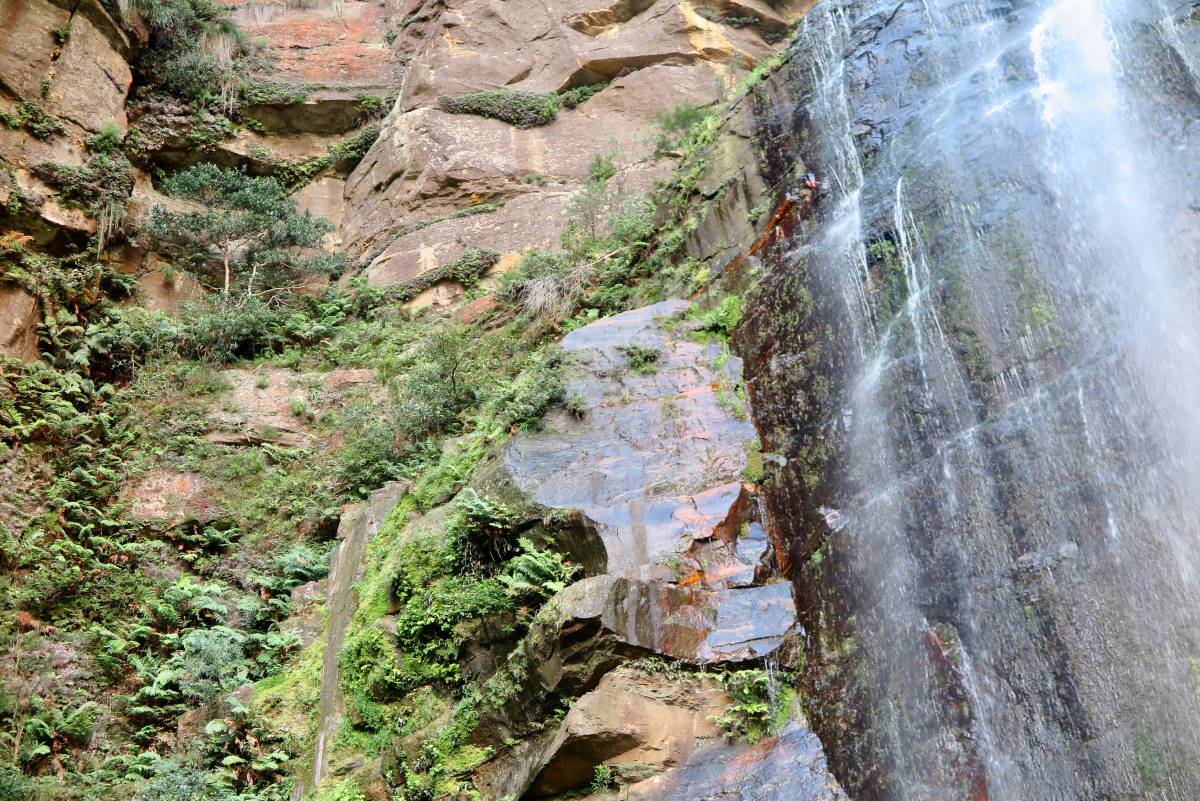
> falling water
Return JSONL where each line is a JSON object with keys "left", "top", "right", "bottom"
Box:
{"left": 746, "top": 0, "right": 1200, "bottom": 798}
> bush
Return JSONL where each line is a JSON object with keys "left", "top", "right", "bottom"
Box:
{"left": 0, "top": 763, "right": 36, "bottom": 801}
{"left": 438, "top": 90, "right": 561, "bottom": 128}
{"left": 0, "top": 100, "right": 66, "bottom": 140}
{"left": 148, "top": 163, "right": 338, "bottom": 296}
{"left": 559, "top": 83, "right": 606, "bottom": 109}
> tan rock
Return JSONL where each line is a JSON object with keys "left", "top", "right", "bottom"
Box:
{"left": 0, "top": 284, "right": 39, "bottom": 363}
{"left": 46, "top": 11, "right": 132, "bottom": 132}
{"left": 0, "top": 0, "right": 67, "bottom": 102}
{"left": 454, "top": 295, "right": 499, "bottom": 325}
{"left": 345, "top": 63, "right": 719, "bottom": 260}
{"left": 203, "top": 368, "right": 319, "bottom": 448}
{"left": 296, "top": 175, "right": 346, "bottom": 248}
{"left": 527, "top": 666, "right": 728, "bottom": 796}
{"left": 122, "top": 470, "right": 225, "bottom": 527}
{"left": 136, "top": 262, "right": 204, "bottom": 314}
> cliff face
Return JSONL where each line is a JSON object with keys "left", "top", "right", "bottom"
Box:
{"left": 0, "top": 0, "right": 847, "bottom": 799}
{"left": 741, "top": 3, "right": 1200, "bottom": 800}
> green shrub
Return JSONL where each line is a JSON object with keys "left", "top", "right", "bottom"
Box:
{"left": 590, "top": 764, "right": 616, "bottom": 793}
{"left": 621, "top": 344, "right": 660, "bottom": 374}
{"left": 0, "top": 764, "right": 35, "bottom": 801}
{"left": 450, "top": 488, "right": 519, "bottom": 570}
{"left": 438, "top": 90, "right": 561, "bottom": 128}
{"left": 497, "top": 538, "right": 580, "bottom": 601}
{"left": 709, "top": 669, "right": 794, "bottom": 743}
{"left": 0, "top": 100, "right": 66, "bottom": 139}
{"left": 87, "top": 121, "right": 125, "bottom": 154}
{"left": 390, "top": 247, "right": 500, "bottom": 303}
{"left": 147, "top": 163, "right": 339, "bottom": 295}
{"left": 558, "top": 83, "right": 606, "bottom": 108}
{"left": 653, "top": 103, "right": 711, "bottom": 152}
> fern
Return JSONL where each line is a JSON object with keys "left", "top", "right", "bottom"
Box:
{"left": 497, "top": 538, "right": 580, "bottom": 600}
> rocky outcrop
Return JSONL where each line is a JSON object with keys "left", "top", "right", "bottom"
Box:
{"left": 0, "top": 0, "right": 133, "bottom": 133}
{"left": 0, "top": 283, "right": 39, "bottom": 362}
{"left": 339, "top": 0, "right": 812, "bottom": 299}
{"left": 468, "top": 300, "right": 841, "bottom": 798}
{"left": 203, "top": 367, "right": 374, "bottom": 448}
{"left": 228, "top": 0, "right": 396, "bottom": 135}
{"left": 301, "top": 480, "right": 407, "bottom": 796}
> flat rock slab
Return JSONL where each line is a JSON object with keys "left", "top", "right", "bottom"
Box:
{"left": 555, "top": 575, "right": 796, "bottom": 664}
{"left": 121, "top": 470, "right": 224, "bottom": 527}
{"left": 629, "top": 719, "right": 848, "bottom": 801}
{"left": 504, "top": 301, "right": 796, "bottom": 663}
{"left": 204, "top": 367, "right": 374, "bottom": 448}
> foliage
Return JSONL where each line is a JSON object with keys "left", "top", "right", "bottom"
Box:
{"left": 240, "top": 81, "right": 309, "bottom": 106}
{"left": 449, "top": 489, "right": 519, "bottom": 570}
{"left": 497, "top": 538, "right": 580, "bottom": 600}
{"left": 620, "top": 344, "right": 660, "bottom": 374}
{"left": 33, "top": 152, "right": 134, "bottom": 222}
{"left": 590, "top": 764, "right": 616, "bottom": 793}
{"left": 389, "top": 247, "right": 500, "bottom": 304}
{"left": 125, "top": 0, "right": 251, "bottom": 110}
{"left": 559, "top": 83, "right": 606, "bottom": 108}
{"left": 438, "top": 90, "right": 561, "bottom": 128}
{"left": 147, "top": 163, "right": 339, "bottom": 295}
{"left": 710, "top": 669, "right": 794, "bottom": 743}
{"left": 0, "top": 101, "right": 65, "bottom": 140}
{"left": 653, "top": 103, "right": 709, "bottom": 152}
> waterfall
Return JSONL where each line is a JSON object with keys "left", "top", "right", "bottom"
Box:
{"left": 748, "top": 0, "right": 1200, "bottom": 798}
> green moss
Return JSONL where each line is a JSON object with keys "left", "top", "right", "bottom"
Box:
{"left": 438, "top": 90, "right": 561, "bottom": 128}
{"left": 743, "top": 441, "right": 764, "bottom": 483}
{"left": 240, "top": 80, "right": 310, "bottom": 106}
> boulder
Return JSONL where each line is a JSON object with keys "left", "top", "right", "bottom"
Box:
{"left": 504, "top": 299, "right": 761, "bottom": 580}
{"left": 45, "top": 10, "right": 132, "bottom": 132}
{"left": 121, "top": 470, "right": 225, "bottom": 527}
{"left": 477, "top": 664, "right": 730, "bottom": 799}
{"left": 0, "top": 284, "right": 39, "bottom": 362}
{"left": 549, "top": 574, "right": 796, "bottom": 665}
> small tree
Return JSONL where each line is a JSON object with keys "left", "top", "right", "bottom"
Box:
{"left": 147, "top": 163, "right": 339, "bottom": 297}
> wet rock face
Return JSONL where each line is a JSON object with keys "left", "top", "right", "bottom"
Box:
{"left": 744, "top": 2, "right": 1200, "bottom": 800}
{"left": 504, "top": 300, "right": 795, "bottom": 663}
{"left": 485, "top": 301, "right": 844, "bottom": 800}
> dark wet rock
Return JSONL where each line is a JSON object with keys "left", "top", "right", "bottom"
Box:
{"left": 551, "top": 574, "right": 795, "bottom": 665}
{"left": 632, "top": 718, "right": 848, "bottom": 801}
{"left": 501, "top": 300, "right": 794, "bottom": 663}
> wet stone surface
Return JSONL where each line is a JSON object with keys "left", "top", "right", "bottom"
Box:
{"left": 504, "top": 300, "right": 796, "bottom": 661}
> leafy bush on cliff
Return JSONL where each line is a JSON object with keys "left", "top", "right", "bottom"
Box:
{"left": 148, "top": 163, "right": 340, "bottom": 296}
{"left": 0, "top": 100, "right": 66, "bottom": 140}
{"left": 438, "top": 90, "right": 561, "bottom": 128}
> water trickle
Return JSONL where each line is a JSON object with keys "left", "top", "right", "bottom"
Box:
{"left": 744, "top": 0, "right": 1200, "bottom": 797}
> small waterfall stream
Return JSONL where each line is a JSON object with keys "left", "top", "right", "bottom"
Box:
{"left": 744, "top": 0, "right": 1200, "bottom": 798}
